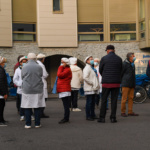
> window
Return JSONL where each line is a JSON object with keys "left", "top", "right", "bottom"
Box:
{"left": 140, "top": 20, "right": 145, "bottom": 39}
{"left": 78, "top": 24, "right": 104, "bottom": 42}
{"left": 110, "top": 24, "right": 136, "bottom": 41}
{"left": 13, "top": 23, "right": 36, "bottom": 42}
{"left": 53, "top": 0, "right": 63, "bottom": 13}
{"left": 139, "top": 0, "right": 145, "bottom": 19}
{"left": 139, "top": 0, "right": 146, "bottom": 40}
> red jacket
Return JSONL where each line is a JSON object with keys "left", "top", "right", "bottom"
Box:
{"left": 57, "top": 66, "right": 72, "bottom": 93}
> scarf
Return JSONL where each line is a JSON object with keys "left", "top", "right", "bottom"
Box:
{"left": 91, "top": 66, "right": 98, "bottom": 77}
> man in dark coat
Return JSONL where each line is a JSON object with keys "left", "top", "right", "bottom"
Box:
{"left": 0, "top": 56, "right": 8, "bottom": 126}
{"left": 121, "top": 53, "right": 139, "bottom": 117}
{"left": 98, "top": 45, "right": 122, "bottom": 123}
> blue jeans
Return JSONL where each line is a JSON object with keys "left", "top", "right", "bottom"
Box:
{"left": 25, "top": 108, "right": 40, "bottom": 126}
{"left": 86, "top": 94, "right": 96, "bottom": 118}
{"left": 18, "top": 94, "right": 25, "bottom": 116}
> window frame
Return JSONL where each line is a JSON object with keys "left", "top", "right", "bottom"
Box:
{"left": 78, "top": 23, "right": 104, "bottom": 42}
{"left": 52, "top": 0, "right": 63, "bottom": 14}
{"left": 110, "top": 22, "right": 137, "bottom": 42}
{"left": 12, "top": 22, "right": 37, "bottom": 43}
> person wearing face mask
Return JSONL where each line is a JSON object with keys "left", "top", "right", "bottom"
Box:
{"left": 0, "top": 56, "right": 8, "bottom": 126}
{"left": 57, "top": 58, "right": 72, "bottom": 124}
{"left": 83, "top": 56, "right": 99, "bottom": 121}
{"left": 121, "top": 53, "right": 139, "bottom": 117}
{"left": 13, "top": 56, "right": 28, "bottom": 121}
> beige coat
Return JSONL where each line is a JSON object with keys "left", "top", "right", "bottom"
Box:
{"left": 83, "top": 64, "right": 99, "bottom": 92}
{"left": 70, "top": 65, "right": 83, "bottom": 89}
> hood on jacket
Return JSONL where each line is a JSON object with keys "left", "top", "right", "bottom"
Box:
{"left": 70, "top": 65, "right": 81, "bottom": 72}
{"left": 124, "top": 59, "right": 131, "bottom": 64}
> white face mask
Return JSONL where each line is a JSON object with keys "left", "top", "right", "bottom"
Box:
{"left": 94, "top": 62, "right": 98, "bottom": 66}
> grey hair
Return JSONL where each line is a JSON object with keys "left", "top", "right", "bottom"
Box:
{"left": 126, "top": 53, "right": 133, "bottom": 60}
{"left": 94, "top": 58, "right": 100, "bottom": 62}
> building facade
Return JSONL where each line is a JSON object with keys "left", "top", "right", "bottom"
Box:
{"left": 0, "top": 0, "right": 150, "bottom": 92}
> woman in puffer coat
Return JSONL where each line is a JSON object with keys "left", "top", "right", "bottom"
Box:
{"left": 57, "top": 58, "right": 72, "bottom": 124}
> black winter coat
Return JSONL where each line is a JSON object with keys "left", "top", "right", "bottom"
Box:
{"left": 146, "top": 60, "right": 150, "bottom": 78}
{"left": 99, "top": 52, "right": 122, "bottom": 84}
{"left": 121, "top": 59, "right": 135, "bottom": 88}
{"left": 0, "top": 66, "right": 8, "bottom": 96}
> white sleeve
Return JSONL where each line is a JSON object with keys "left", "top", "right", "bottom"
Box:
{"left": 83, "top": 67, "right": 93, "bottom": 85}
{"left": 13, "top": 69, "right": 22, "bottom": 87}
{"left": 43, "top": 66, "right": 49, "bottom": 79}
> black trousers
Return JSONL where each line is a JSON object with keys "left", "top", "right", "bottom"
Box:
{"left": 100, "top": 88, "right": 120, "bottom": 119}
{"left": 62, "top": 97, "right": 70, "bottom": 121}
{"left": 69, "top": 90, "right": 79, "bottom": 108}
{"left": 0, "top": 99, "right": 5, "bottom": 122}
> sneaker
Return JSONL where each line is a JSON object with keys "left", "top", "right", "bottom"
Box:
{"left": 24, "top": 125, "right": 31, "bottom": 129}
{"left": 35, "top": 125, "right": 42, "bottom": 128}
{"left": 0, "top": 122, "right": 7, "bottom": 127}
{"left": 20, "top": 116, "right": 25, "bottom": 121}
{"left": 31, "top": 116, "right": 35, "bottom": 121}
{"left": 72, "top": 108, "right": 82, "bottom": 112}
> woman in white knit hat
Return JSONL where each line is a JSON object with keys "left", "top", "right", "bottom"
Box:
{"left": 0, "top": 56, "right": 8, "bottom": 127}
{"left": 69, "top": 57, "right": 83, "bottom": 112}
{"left": 21, "top": 53, "right": 45, "bottom": 129}
{"left": 37, "top": 53, "right": 49, "bottom": 118}
{"left": 13, "top": 56, "right": 28, "bottom": 121}
{"left": 57, "top": 58, "right": 72, "bottom": 124}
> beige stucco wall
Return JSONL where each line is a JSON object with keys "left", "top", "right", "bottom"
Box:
{"left": 0, "top": 0, "right": 12, "bottom": 47}
{"left": 109, "top": 0, "right": 137, "bottom": 22}
{"left": 37, "top": 0, "right": 78, "bottom": 47}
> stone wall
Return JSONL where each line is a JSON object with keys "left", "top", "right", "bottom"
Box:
{"left": 0, "top": 42, "right": 148, "bottom": 76}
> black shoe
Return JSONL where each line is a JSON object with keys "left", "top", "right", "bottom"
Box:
{"left": 91, "top": 116, "right": 99, "bottom": 120}
{"left": 3, "top": 120, "right": 9, "bottom": 124}
{"left": 86, "top": 117, "right": 94, "bottom": 121}
{"left": 111, "top": 118, "right": 117, "bottom": 123}
{"left": 41, "top": 114, "right": 49, "bottom": 118}
{"left": 59, "top": 119, "right": 69, "bottom": 124}
{"left": 97, "top": 118, "right": 105, "bottom": 123}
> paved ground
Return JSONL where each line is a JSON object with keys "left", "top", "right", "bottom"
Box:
{"left": 1, "top": 98, "right": 150, "bottom": 150}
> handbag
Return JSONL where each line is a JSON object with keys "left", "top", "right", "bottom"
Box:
{"left": 52, "top": 76, "right": 58, "bottom": 94}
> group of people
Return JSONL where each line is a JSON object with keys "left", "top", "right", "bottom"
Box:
{"left": 0, "top": 53, "right": 49, "bottom": 128}
{"left": 0, "top": 44, "right": 141, "bottom": 128}
{"left": 56, "top": 45, "right": 139, "bottom": 124}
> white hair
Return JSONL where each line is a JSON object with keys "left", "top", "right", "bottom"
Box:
{"left": 94, "top": 58, "right": 100, "bottom": 62}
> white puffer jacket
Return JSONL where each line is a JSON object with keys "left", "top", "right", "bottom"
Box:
{"left": 70, "top": 65, "right": 83, "bottom": 89}
{"left": 83, "top": 64, "right": 99, "bottom": 92}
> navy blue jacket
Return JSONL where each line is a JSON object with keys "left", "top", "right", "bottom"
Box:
{"left": 99, "top": 52, "right": 122, "bottom": 84}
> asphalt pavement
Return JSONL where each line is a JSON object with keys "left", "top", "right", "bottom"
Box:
{"left": 1, "top": 98, "right": 150, "bottom": 150}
